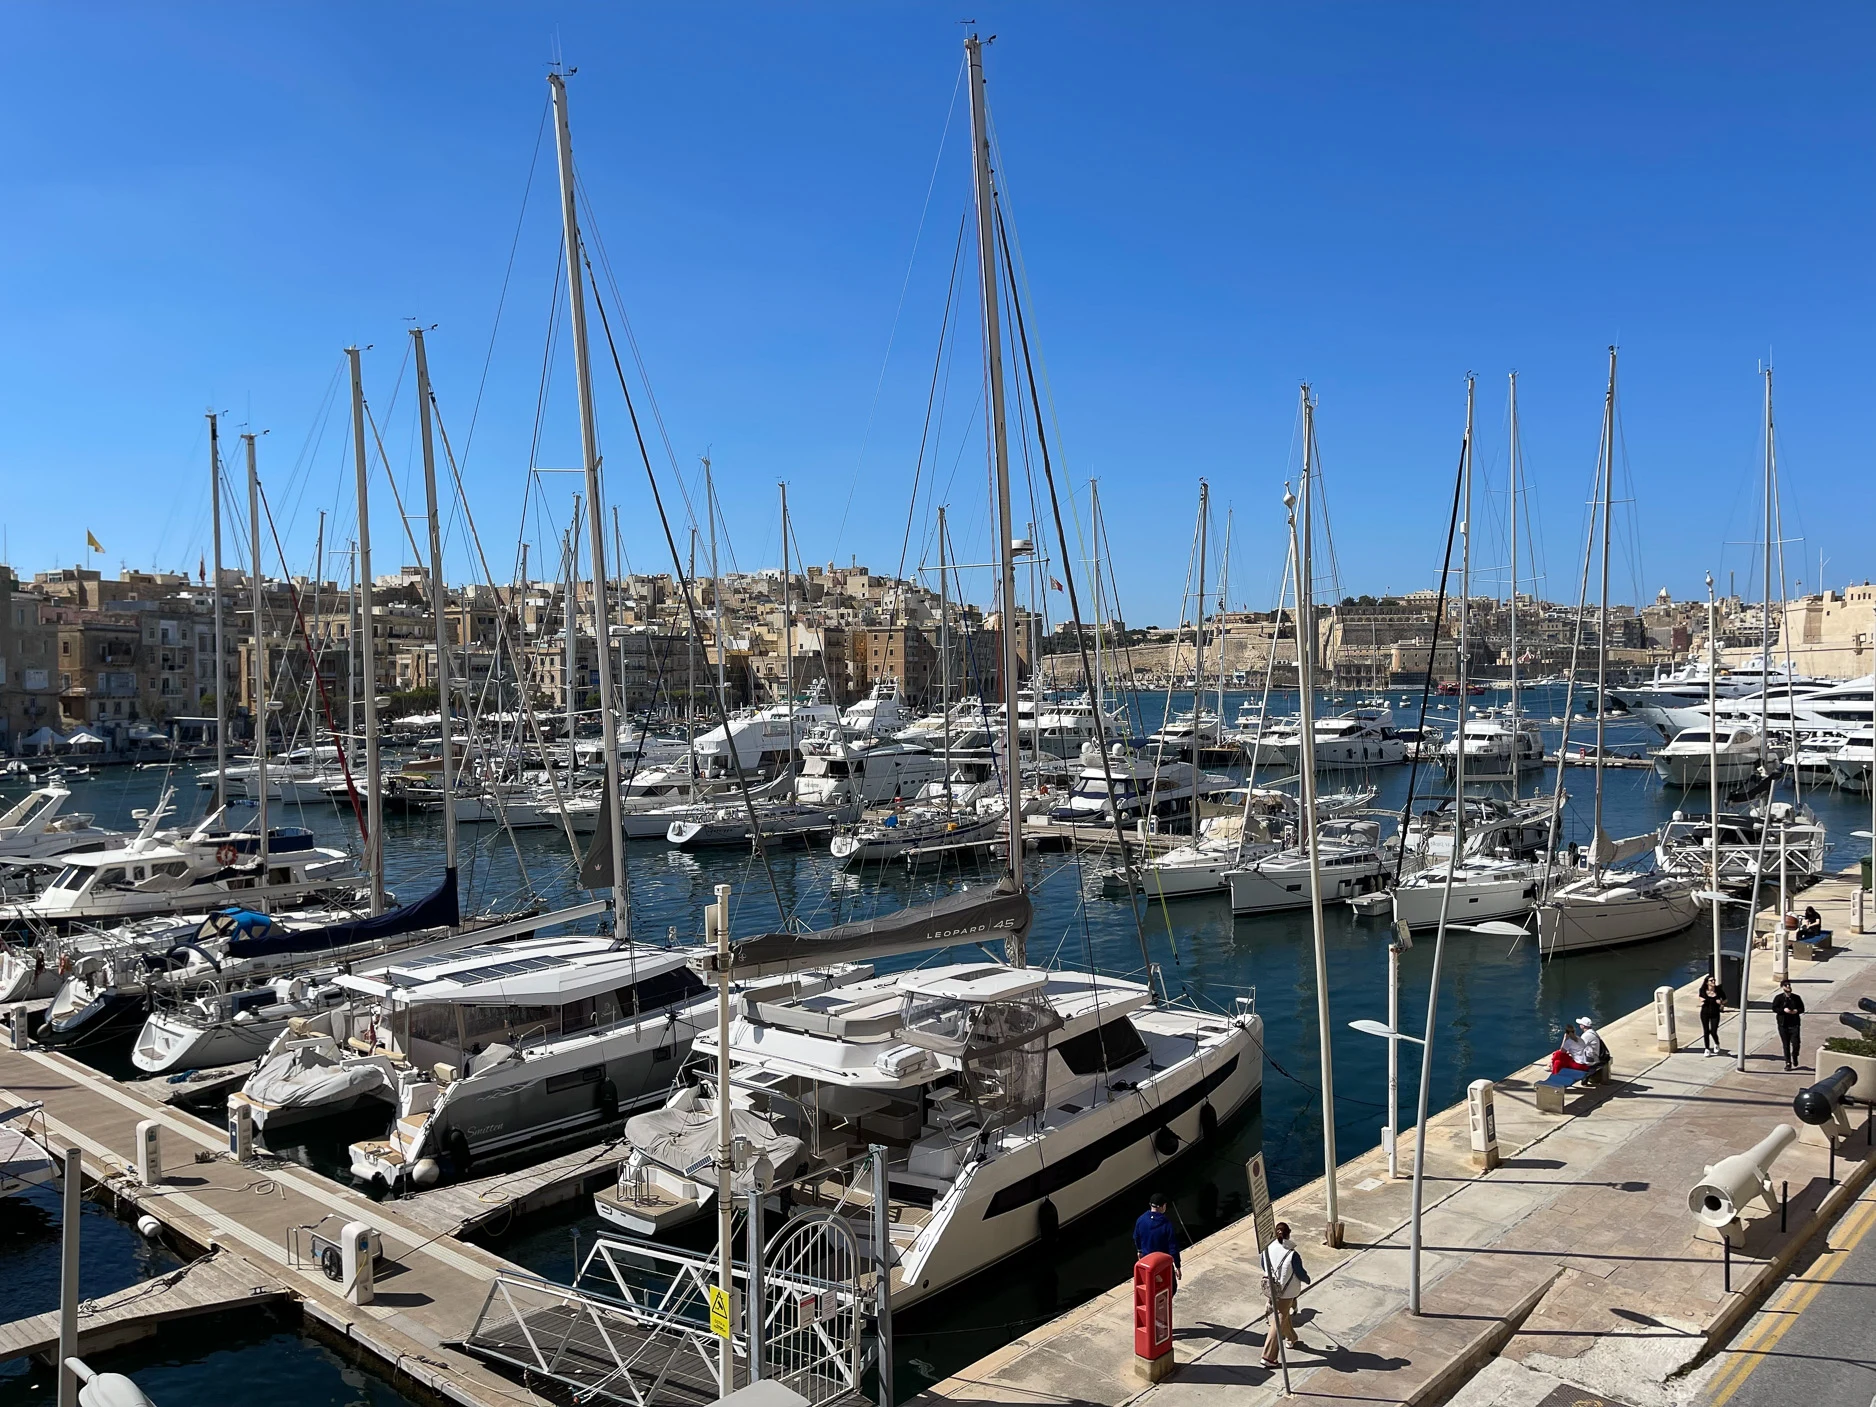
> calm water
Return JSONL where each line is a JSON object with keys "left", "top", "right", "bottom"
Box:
{"left": 11, "top": 682, "right": 1869, "bottom": 1400}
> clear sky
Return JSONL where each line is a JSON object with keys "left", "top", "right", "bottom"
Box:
{"left": 2, "top": 3, "right": 1869, "bottom": 626}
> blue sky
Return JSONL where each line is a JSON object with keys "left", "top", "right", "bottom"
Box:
{"left": 1, "top": 4, "right": 1869, "bottom": 625}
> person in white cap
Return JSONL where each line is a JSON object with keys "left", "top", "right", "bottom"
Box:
{"left": 1575, "top": 1017, "right": 1604, "bottom": 1066}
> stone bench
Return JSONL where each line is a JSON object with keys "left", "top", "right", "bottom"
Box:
{"left": 1796, "top": 929, "right": 1834, "bottom": 962}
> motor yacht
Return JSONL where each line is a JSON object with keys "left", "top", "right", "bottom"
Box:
{"left": 1258, "top": 708, "right": 1406, "bottom": 770}
{"left": 1829, "top": 729, "right": 1873, "bottom": 793}
{"left": 1651, "top": 725, "right": 1761, "bottom": 788}
{"left": 793, "top": 735, "right": 946, "bottom": 808}
{"left": 1047, "top": 745, "right": 1231, "bottom": 825}
{"left": 1437, "top": 713, "right": 1545, "bottom": 779}
{"left": 0, "top": 785, "right": 120, "bottom": 863}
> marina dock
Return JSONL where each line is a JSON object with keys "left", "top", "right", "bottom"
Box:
{"left": 0, "top": 1038, "right": 556, "bottom": 1407}
{"left": 918, "top": 867, "right": 1876, "bottom": 1407}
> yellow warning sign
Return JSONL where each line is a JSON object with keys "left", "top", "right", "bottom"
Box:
{"left": 708, "top": 1284, "right": 733, "bottom": 1338}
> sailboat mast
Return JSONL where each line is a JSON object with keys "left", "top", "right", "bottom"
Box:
{"left": 347, "top": 348, "right": 385, "bottom": 914}
{"left": 1294, "top": 385, "right": 1342, "bottom": 1246}
{"left": 1090, "top": 483, "right": 1106, "bottom": 717}
{"left": 1217, "top": 508, "right": 1231, "bottom": 729}
{"left": 781, "top": 481, "right": 794, "bottom": 791}
{"left": 564, "top": 508, "right": 579, "bottom": 773}
{"left": 243, "top": 432, "right": 269, "bottom": 873}
{"left": 939, "top": 505, "right": 952, "bottom": 809}
{"left": 705, "top": 458, "right": 725, "bottom": 705}
{"left": 1593, "top": 348, "right": 1617, "bottom": 853}
{"left": 549, "top": 69, "right": 632, "bottom": 918}
{"left": 966, "top": 31, "right": 1026, "bottom": 917}
{"left": 1760, "top": 365, "right": 1774, "bottom": 769}
{"left": 207, "top": 413, "right": 228, "bottom": 813}
{"left": 1507, "top": 372, "right": 1520, "bottom": 790}
{"left": 413, "top": 329, "right": 458, "bottom": 875}
{"left": 1192, "top": 480, "right": 1208, "bottom": 838}
{"left": 1457, "top": 375, "right": 1472, "bottom": 860}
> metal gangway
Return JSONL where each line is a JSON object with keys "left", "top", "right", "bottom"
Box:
{"left": 464, "top": 1208, "right": 868, "bottom": 1407}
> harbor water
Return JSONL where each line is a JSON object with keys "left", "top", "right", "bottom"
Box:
{"left": 4, "top": 682, "right": 1868, "bottom": 1402}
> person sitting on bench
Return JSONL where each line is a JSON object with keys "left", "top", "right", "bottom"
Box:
{"left": 1798, "top": 905, "right": 1824, "bottom": 938}
{"left": 1550, "top": 1017, "right": 1601, "bottom": 1076}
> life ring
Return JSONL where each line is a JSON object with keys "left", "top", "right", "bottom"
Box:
{"left": 215, "top": 845, "right": 240, "bottom": 866}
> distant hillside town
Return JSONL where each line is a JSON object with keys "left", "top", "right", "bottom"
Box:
{"left": 1, "top": 558, "right": 1870, "bottom": 756}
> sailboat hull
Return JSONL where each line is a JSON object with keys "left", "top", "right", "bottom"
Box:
{"left": 1535, "top": 878, "right": 1702, "bottom": 955}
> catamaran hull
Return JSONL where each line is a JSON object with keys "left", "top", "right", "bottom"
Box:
{"left": 891, "top": 1020, "right": 1262, "bottom": 1309}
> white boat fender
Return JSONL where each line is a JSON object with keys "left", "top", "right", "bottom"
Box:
{"left": 135, "top": 1214, "right": 162, "bottom": 1240}
{"left": 410, "top": 1158, "right": 440, "bottom": 1188}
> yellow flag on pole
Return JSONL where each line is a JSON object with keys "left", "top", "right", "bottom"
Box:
{"left": 86, "top": 530, "right": 103, "bottom": 553}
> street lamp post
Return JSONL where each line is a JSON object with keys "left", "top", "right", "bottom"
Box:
{"left": 1348, "top": 921, "right": 1415, "bottom": 1179}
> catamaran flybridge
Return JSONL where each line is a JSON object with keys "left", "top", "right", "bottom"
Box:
{"left": 597, "top": 960, "right": 1261, "bottom": 1309}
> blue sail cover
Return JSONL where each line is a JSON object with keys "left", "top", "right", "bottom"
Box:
{"left": 226, "top": 868, "right": 460, "bottom": 959}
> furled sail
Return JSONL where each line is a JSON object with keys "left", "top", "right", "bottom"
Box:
{"left": 225, "top": 868, "right": 460, "bottom": 958}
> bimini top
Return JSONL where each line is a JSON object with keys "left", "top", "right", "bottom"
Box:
{"left": 338, "top": 932, "right": 696, "bottom": 1007}
{"left": 897, "top": 967, "right": 1046, "bottom": 1004}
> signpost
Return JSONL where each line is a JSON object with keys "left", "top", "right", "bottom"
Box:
{"left": 1245, "top": 1154, "right": 1289, "bottom": 1394}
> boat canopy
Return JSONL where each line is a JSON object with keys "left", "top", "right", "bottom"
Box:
{"left": 702, "top": 883, "right": 1032, "bottom": 980}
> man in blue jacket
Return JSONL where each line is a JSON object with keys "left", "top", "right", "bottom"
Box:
{"left": 1133, "top": 1193, "right": 1181, "bottom": 1285}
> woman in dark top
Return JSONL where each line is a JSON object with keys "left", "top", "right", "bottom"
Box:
{"left": 1698, "top": 975, "right": 1727, "bottom": 1056}
{"left": 1772, "top": 977, "right": 1806, "bottom": 1070}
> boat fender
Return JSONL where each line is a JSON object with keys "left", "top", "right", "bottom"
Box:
{"left": 1036, "top": 1196, "right": 1058, "bottom": 1243}
{"left": 1154, "top": 1127, "right": 1180, "bottom": 1157}
{"left": 1199, "top": 1102, "right": 1219, "bottom": 1141}
{"left": 136, "top": 1214, "right": 163, "bottom": 1240}
{"left": 445, "top": 1128, "right": 473, "bottom": 1176}
{"left": 411, "top": 1158, "right": 441, "bottom": 1188}
{"left": 598, "top": 1078, "right": 620, "bottom": 1121}
{"left": 320, "top": 1245, "right": 344, "bottom": 1282}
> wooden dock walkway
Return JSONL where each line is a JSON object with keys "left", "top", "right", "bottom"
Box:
{"left": 0, "top": 1038, "right": 553, "bottom": 1407}
{"left": 395, "top": 1136, "right": 630, "bottom": 1239}
{"left": 0, "top": 1248, "right": 285, "bottom": 1362}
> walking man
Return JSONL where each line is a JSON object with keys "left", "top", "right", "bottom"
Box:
{"left": 1133, "top": 1193, "right": 1181, "bottom": 1286}
{"left": 1772, "top": 977, "right": 1806, "bottom": 1071}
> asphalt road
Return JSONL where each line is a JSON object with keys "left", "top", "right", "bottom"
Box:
{"left": 1700, "top": 1182, "right": 1876, "bottom": 1407}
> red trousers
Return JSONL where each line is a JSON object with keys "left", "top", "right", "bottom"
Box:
{"left": 1550, "top": 1050, "right": 1589, "bottom": 1075}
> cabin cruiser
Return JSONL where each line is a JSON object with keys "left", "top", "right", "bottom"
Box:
{"left": 1226, "top": 819, "right": 1388, "bottom": 914}
{"left": 793, "top": 735, "right": 946, "bottom": 808}
{"left": 1121, "top": 786, "right": 1377, "bottom": 899}
{"left": 1147, "top": 710, "right": 1224, "bottom": 762}
{"left": 195, "top": 744, "right": 337, "bottom": 792}
{"left": 1654, "top": 800, "right": 1827, "bottom": 892}
{"left": 830, "top": 798, "right": 1006, "bottom": 866}
{"left": 331, "top": 934, "right": 725, "bottom": 1185}
{"left": 1437, "top": 713, "right": 1545, "bottom": 779}
{"left": 1607, "top": 655, "right": 1817, "bottom": 720}
{"left": 841, "top": 680, "right": 917, "bottom": 740}
{"left": 1258, "top": 708, "right": 1407, "bottom": 770}
{"left": 597, "top": 960, "right": 1261, "bottom": 1309}
{"left": 1035, "top": 696, "right": 1126, "bottom": 758}
{"left": 1651, "top": 726, "right": 1761, "bottom": 788}
{"left": 1047, "top": 745, "right": 1231, "bottom": 825}
{"left": 0, "top": 785, "right": 120, "bottom": 863}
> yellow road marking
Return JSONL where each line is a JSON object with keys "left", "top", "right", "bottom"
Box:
{"left": 1704, "top": 1186, "right": 1876, "bottom": 1407}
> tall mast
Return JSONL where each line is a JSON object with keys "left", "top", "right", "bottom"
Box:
{"left": 966, "top": 30, "right": 1026, "bottom": 927}
{"left": 1089, "top": 483, "right": 1106, "bottom": 716}
{"left": 565, "top": 501, "right": 582, "bottom": 773}
{"left": 549, "top": 69, "right": 632, "bottom": 919}
{"left": 243, "top": 433, "right": 269, "bottom": 871}
{"left": 781, "top": 481, "right": 794, "bottom": 792}
{"left": 1294, "top": 385, "right": 1342, "bottom": 1246}
{"left": 413, "top": 328, "right": 458, "bottom": 876}
{"left": 1192, "top": 481, "right": 1208, "bottom": 837}
{"left": 1592, "top": 348, "right": 1617, "bottom": 861}
{"left": 347, "top": 348, "right": 385, "bottom": 914}
{"left": 1457, "top": 375, "right": 1473, "bottom": 861}
{"left": 706, "top": 457, "right": 725, "bottom": 704}
{"left": 1217, "top": 509, "right": 1231, "bottom": 729}
{"left": 345, "top": 542, "right": 356, "bottom": 758}
{"left": 1760, "top": 365, "right": 1774, "bottom": 769}
{"left": 939, "top": 505, "right": 952, "bottom": 811}
{"left": 1507, "top": 372, "right": 1520, "bottom": 791}
{"left": 206, "top": 413, "right": 228, "bottom": 813}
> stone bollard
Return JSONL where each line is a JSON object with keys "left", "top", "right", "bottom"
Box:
{"left": 1654, "top": 986, "right": 1679, "bottom": 1052}
{"left": 1468, "top": 1080, "right": 1500, "bottom": 1170}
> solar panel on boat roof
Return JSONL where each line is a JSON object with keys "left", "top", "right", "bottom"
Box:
{"left": 445, "top": 955, "right": 565, "bottom": 983}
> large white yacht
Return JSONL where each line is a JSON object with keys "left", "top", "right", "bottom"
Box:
{"left": 793, "top": 735, "right": 946, "bottom": 807}
{"left": 1259, "top": 708, "right": 1407, "bottom": 770}
{"left": 1047, "top": 745, "right": 1231, "bottom": 824}
{"left": 1829, "top": 729, "right": 1873, "bottom": 793}
{"left": 1437, "top": 714, "right": 1545, "bottom": 779}
{"left": 598, "top": 959, "right": 1261, "bottom": 1309}
{"left": 1651, "top": 725, "right": 1761, "bottom": 788}
{"left": 689, "top": 696, "right": 843, "bottom": 777}
{"left": 0, "top": 785, "right": 120, "bottom": 863}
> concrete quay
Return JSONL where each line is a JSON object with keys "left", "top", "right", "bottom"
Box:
{"left": 918, "top": 867, "right": 1876, "bottom": 1407}
{"left": 0, "top": 1038, "right": 553, "bottom": 1407}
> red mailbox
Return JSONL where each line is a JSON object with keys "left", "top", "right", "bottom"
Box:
{"left": 1133, "top": 1253, "right": 1175, "bottom": 1361}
